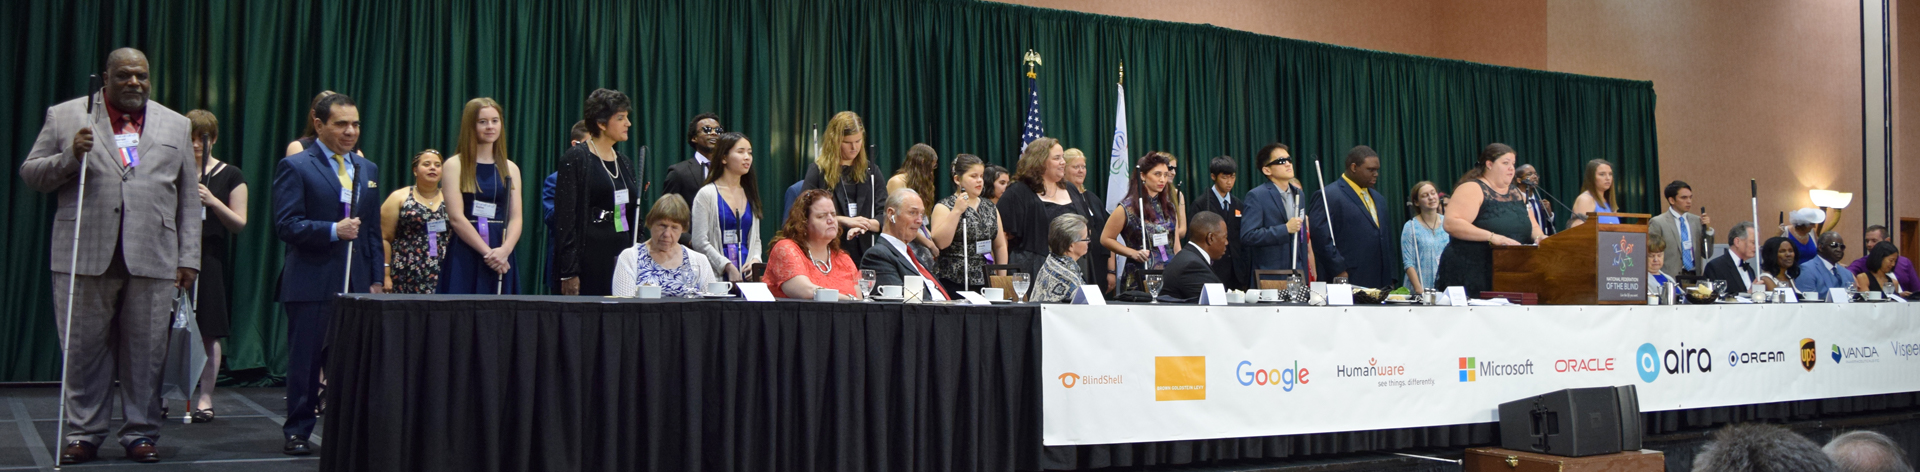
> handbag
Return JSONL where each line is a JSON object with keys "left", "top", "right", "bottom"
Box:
{"left": 158, "top": 288, "right": 207, "bottom": 409}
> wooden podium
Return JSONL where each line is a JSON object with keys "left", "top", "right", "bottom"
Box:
{"left": 1492, "top": 213, "right": 1652, "bottom": 305}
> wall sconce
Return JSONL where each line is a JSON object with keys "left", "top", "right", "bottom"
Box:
{"left": 1810, "top": 189, "right": 1854, "bottom": 233}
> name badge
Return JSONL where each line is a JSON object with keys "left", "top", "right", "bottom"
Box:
{"left": 200, "top": 207, "right": 207, "bottom": 220}
{"left": 975, "top": 240, "right": 992, "bottom": 255}
{"left": 427, "top": 219, "right": 448, "bottom": 232}
{"left": 113, "top": 133, "right": 139, "bottom": 149}
{"left": 1151, "top": 231, "right": 1169, "bottom": 247}
{"left": 848, "top": 203, "right": 859, "bottom": 217}
{"left": 340, "top": 188, "right": 352, "bottom": 204}
{"left": 613, "top": 189, "right": 629, "bottom": 204}
{"left": 723, "top": 229, "right": 741, "bottom": 245}
{"left": 472, "top": 201, "right": 499, "bottom": 219}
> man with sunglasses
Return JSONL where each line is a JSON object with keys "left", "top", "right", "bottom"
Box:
{"left": 1794, "top": 231, "right": 1853, "bottom": 299}
{"left": 1241, "top": 143, "right": 1311, "bottom": 280}
{"left": 664, "top": 113, "right": 723, "bottom": 207}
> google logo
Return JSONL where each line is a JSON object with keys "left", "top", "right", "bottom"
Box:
{"left": 1236, "top": 361, "right": 1309, "bottom": 392}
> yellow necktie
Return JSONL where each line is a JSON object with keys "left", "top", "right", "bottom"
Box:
{"left": 332, "top": 154, "right": 351, "bottom": 189}
{"left": 1345, "top": 174, "right": 1378, "bottom": 227}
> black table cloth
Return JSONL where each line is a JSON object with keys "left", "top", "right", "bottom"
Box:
{"left": 321, "top": 295, "right": 1920, "bottom": 471}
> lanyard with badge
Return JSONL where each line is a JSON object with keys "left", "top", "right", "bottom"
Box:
{"left": 962, "top": 200, "right": 993, "bottom": 263}
{"left": 724, "top": 198, "right": 750, "bottom": 268}
{"left": 423, "top": 188, "right": 448, "bottom": 256}
{"left": 470, "top": 167, "right": 504, "bottom": 246}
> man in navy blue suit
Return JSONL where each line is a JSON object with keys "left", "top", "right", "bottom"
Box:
{"left": 1307, "top": 145, "right": 1397, "bottom": 288}
{"left": 271, "top": 92, "right": 383, "bottom": 456}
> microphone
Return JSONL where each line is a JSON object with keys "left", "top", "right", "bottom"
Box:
{"left": 1527, "top": 177, "right": 1575, "bottom": 214}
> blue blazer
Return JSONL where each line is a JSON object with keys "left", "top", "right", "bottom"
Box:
{"left": 1794, "top": 259, "right": 1854, "bottom": 299}
{"left": 1306, "top": 178, "right": 1397, "bottom": 288}
{"left": 1241, "top": 182, "right": 1310, "bottom": 274}
{"left": 274, "top": 145, "right": 385, "bottom": 302}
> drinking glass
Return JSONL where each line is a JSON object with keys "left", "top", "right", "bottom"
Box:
{"left": 1144, "top": 274, "right": 1165, "bottom": 304}
{"left": 858, "top": 270, "right": 878, "bottom": 301}
{"left": 1010, "top": 273, "right": 1031, "bottom": 302}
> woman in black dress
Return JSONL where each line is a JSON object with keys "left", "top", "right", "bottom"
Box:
{"left": 1435, "top": 143, "right": 1547, "bottom": 297}
{"left": 801, "top": 111, "right": 884, "bottom": 263}
{"left": 998, "top": 137, "right": 1092, "bottom": 276}
{"left": 188, "top": 110, "right": 247, "bottom": 423}
{"left": 554, "top": 89, "right": 641, "bottom": 295}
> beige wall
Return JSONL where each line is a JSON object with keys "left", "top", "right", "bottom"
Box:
{"left": 1000, "top": 0, "right": 1920, "bottom": 259}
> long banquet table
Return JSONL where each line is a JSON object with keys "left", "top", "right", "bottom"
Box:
{"left": 319, "top": 295, "right": 1920, "bottom": 471}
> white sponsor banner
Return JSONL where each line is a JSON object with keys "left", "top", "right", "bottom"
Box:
{"left": 1041, "top": 303, "right": 1920, "bottom": 446}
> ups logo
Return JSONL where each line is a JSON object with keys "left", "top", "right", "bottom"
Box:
{"left": 1800, "top": 338, "right": 1818, "bottom": 372}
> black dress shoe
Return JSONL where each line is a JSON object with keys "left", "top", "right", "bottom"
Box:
{"left": 284, "top": 435, "right": 313, "bottom": 456}
{"left": 125, "top": 438, "right": 160, "bottom": 463}
{"left": 59, "top": 440, "right": 97, "bottom": 465}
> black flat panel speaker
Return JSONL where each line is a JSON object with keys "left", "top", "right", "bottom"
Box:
{"left": 1615, "top": 385, "right": 1642, "bottom": 450}
{"left": 1498, "top": 386, "right": 1624, "bottom": 457}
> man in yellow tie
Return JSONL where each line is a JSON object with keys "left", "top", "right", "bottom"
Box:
{"left": 1307, "top": 145, "right": 1397, "bottom": 288}
{"left": 270, "top": 91, "right": 383, "bottom": 456}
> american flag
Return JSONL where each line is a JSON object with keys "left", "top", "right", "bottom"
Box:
{"left": 1021, "top": 75, "right": 1043, "bottom": 150}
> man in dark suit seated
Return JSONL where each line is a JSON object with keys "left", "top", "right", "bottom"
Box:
{"left": 861, "top": 188, "right": 950, "bottom": 300}
{"left": 1308, "top": 145, "right": 1397, "bottom": 288}
{"left": 1162, "top": 211, "right": 1228, "bottom": 300}
{"left": 1190, "top": 156, "right": 1245, "bottom": 290}
{"left": 1703, "top": 221, "right": 1758, "bottom": 294}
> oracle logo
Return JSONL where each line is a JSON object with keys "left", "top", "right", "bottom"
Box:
{"left": 1555, "top": 358, "right": 1617, "bottom": 373}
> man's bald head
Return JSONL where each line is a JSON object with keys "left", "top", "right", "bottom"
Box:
{"left": 102, "top": 48, "right": 151, "bottom": 112}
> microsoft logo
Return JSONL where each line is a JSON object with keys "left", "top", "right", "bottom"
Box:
{"left": 1458, "top": 357, "right": 1476, "bottom": 382}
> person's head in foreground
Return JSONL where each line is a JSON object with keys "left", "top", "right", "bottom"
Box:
{"left": 1824, "top": 430, "right": 1913, "bottom": 472}
{"left": 1691, "top": 423, "right": 1836, "bottom": 472}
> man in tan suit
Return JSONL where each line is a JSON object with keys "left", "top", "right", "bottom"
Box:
{"left": 18, "top": 48, "right": 199, "bottom": 465}
{"left": 1647, "top": 180, "right": 1713, "bottom": 277}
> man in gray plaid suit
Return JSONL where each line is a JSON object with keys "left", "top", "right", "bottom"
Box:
{"left": 17, "top": 48, "right": 200, "bottom": 465}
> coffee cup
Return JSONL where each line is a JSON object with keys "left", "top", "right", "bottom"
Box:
{"left": 637, "top": 284, "right": 662, "bottom": 299}
{"left": 981, "top": 288, "right": 1005, "bottom": 301}
{"left": 878, "top": 285, "right": 904, "bottom": 298}
{"left": 1262, "top": 289, "right": 1281, "bottom": 301}
{"left": 1226, "top": 291, "right": 1244, "bottom": 303}
{"left": 814, "top": 288, "right": 840, "bottom": 302}
{"left": 705, "top": 281, "right": 733, "bottom": 295}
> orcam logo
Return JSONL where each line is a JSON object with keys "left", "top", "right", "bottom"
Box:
{"left": 1057, "top": 372, "right": 1122, "bottom": 388}
{"left": 1155, "top": 356, "right": 1206, "bottom": 401}
{"left": 1800, "top": 338, "right": 1818, "bottom": 372}
{"left": 1725, "top": 349, "right": 1788, "bottom": 367}
{"left": 1235, "top": 361, "right": 1308, "bottom": 391}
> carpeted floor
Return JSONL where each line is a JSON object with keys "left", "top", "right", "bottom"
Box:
{"left": 0, "top": 387, "right": 318, "bottom": 471}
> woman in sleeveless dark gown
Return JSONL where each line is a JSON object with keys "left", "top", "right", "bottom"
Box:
{"left": 1436, "top": 144, "right": 1548, "bottom": 297}
{"left": 439, "top": 99, "right": 525, "bottom": 294}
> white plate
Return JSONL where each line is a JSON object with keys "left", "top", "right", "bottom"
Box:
{"left": 699, "top": 293, "right": 736, "bottom": 299}
{"left": 869, "top": 295, "right": 907, "bottom": 302}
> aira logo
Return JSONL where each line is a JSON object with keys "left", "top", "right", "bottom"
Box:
{"left": 1637, "top": 342, "right": 1712, "bottom": 383}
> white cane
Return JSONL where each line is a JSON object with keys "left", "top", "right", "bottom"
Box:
{"left": 1138, "top": 198, "right": 1149, "bottom": 267}
{"left": 1313, "top": 159, "right": 1338, "bottom": 247}
{"left": 962, "top": 208, "right": 970, "bottom": 293}
{"left": 55, "top": 82, "right": 101, "bottom": 461}
{"left": 1291, "top": 192, "right": 1302, "bottom": 271}
{"left": 342, "top": 163, "right": 359, "bottom": 294}
{"left": 1748, "top": 179, "right": 1761, "bottom": 289}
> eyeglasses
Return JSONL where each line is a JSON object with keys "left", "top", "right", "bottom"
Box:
{"left": 702, "top": 126, "right": 725, "bottom": 134}
{"left": 1827, "top": 242, "right": 1847, "bottom": 249}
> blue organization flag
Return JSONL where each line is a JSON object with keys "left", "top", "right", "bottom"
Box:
{"left": 1021, "top": 75, "right": 1044, "bottom": 150}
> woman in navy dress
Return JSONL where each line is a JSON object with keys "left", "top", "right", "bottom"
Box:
{"left": 439, "top": 98, "right": 524, "bottom": 294}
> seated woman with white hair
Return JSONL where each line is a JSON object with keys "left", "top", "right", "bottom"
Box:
{"left": 1027, "top": 213, "right": 1092, "bottom": 303}
{"left": 612, "top": 195, "right": 716, "bottom": 297}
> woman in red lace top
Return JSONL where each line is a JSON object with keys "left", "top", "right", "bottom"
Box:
{"left": 765, "top": 189, "right": 862, "bottom": 300}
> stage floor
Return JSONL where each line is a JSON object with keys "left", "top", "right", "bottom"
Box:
{"left": 0, "top": 387, "right": 320, "bottom": 471}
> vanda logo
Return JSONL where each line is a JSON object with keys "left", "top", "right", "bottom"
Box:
{"left": 1637, "top": 342, "right": 1713, "bottom": 383}
{"left": 1831, "top": 344, "right": 1881, "bottom": 364}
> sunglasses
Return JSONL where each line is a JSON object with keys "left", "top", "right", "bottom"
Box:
{"left": 1827, "top": 242, "right": 1847, "bottom": 249}
{"left": 702, "top": 126, "right": 726, "bottom": 134}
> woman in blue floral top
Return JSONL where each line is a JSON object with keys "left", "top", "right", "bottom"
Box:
{"left": 613, "top": 195, "right": 716, "bottom": 297}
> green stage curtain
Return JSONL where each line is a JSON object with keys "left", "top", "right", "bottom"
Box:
{"left": 0, "top": 0, "right": 1657, "bottom": 381}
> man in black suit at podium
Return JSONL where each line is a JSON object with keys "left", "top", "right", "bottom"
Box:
{"left": 1163, "top": 211, "right": 1228, "bottom": 300}
{"left": 1190, "top": 156, "right": 1245, "bottom": 289}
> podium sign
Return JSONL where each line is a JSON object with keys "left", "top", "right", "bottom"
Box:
{"left": 1596, "top": 231, "right": 1648, "bottom": 303}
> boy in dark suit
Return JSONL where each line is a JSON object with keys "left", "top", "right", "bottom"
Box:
{"left": 1190, "top": 156, "right": 1245, "bottom": 289}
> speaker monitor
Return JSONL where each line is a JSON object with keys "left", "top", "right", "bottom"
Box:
{"left": 1498, "top": 386, "right": 1638, "bottom": 457}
